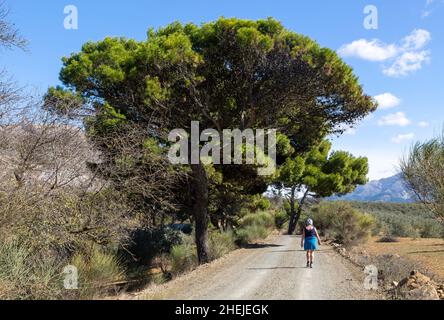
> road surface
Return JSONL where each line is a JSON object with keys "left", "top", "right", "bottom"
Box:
{"left": 134, "top": 235, "right": 381, "bottom": 300}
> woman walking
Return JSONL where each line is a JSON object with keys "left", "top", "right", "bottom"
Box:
{"left": 301, "top": 218, "right": 321, "bottom": 268}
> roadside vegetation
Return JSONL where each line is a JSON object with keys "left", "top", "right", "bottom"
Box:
{"left": 303, "top": 201, "right": 375, "bottom": 247}
{"left": 401, "top": 130, "right": 444, "bottom": 230}
{"left": 302, "top": 200, "right": 443, "bottom": 245}
{"left": 348, "top": 201, "right": 443, "bottom": 239}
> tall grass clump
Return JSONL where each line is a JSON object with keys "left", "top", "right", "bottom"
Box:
{"left": 235, "top": 211, "right": 275, "bottom": 245}
{"left": 71, "top": 245, "right": 125, "bottom": 299}
{"left": 169, "top": 235, "right": 198, "bottom": 277}
{"left": 236, "top": 225, "right": 269, "bottom": 245}
{"left": 208, "top": 231, "right": 236, "bottom": 261}
{"left": 0, "top": 240, "right": 63, "bottom": 300}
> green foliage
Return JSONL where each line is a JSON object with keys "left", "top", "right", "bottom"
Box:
{"left": 239, "top": 211, "right": 275, "bottom": 229}
{"left": 120, "top": 227, "right": 182, "bottom": 267}
{"left": 56, "top": 17, "right": 375, "bottom": 195}
{"left": 274, "top": 211, "right": 289, "bottom": 230}
{"left": 401, "top": 130, "right": 444, "bottom": 223}
{"left": 277, "top": 140, "right": 369, "bottom": 198}
{"left": 44, "top": 86, "right": 84, "bottom": 117}
{"left": 347, "top": 201, "right": 442, "bottom": 238}
{"left": 51, "top": 16, "right": 376, "bottom": 267}
{"left": 236, "top": 225, "right": 269, "bottom": 246}
{"left": 235, "top": 211, "right": 275, "bottom": 245}
{"left": 282, "top": 200, "right": 294, "bottom": 216}
{"left": 0, "top": 240, "right": 63, "bottom": 300}
{"left": 248, "top": 195, "right": 271, "bottom": 212}
{"left": 309, "top": 201, "right": 375, "bottom": 247}
{"left": 208, "top": 231, "right": 237, "bottom": 261}
{"left": 168, "top": 230, "right": 236, "bottom": 276}
{"left": 72, "top": 245, "right": 125, "bottom": 299}
{"left": 170, "top": 235, "right": 198, "bottom": 277}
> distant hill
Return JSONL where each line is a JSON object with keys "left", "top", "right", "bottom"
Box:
{"left": 329, "top": 174, "right": 416, "bottom": 203}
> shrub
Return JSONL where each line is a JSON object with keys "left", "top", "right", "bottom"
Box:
{"left": 169, "top": 235, "right": 197, "bottom": 277}
{"left": 283, "top": 200, "right": 291, "bottom": 216}
{"left": 120, "top": 227, "right": 182, "bottom": 267}
{"left": 208, "top": 231, "right": 236, "bottom": 261}
{"left": 236, "top": 225, "right": 269, "bottom": 246}
{"left": 347, "top": 202, "right": 441, "bottom": 239}
{"left": 353, "top": 254, "right": 434, "bottom": 284}
{"left": 377, "top": 235, "right": 399, "bottom": 243}
{"left": 235, "top": 211, "right": 275, "bottom": 245}
{"left": 71, "top": 245, "right": 126, "bottom": 299}
{"left": 0, "top": 240, "right": 64, "bottom": 300}
{"left": 239, "top": 211, "right": 274, "bottom": 229}
{"left": 419, "top": 220, "right": 442, "bottom": 238}
{"left": 309, "top": 202, "right": 375, "bottom": 247}
{"left": 274, "top": 211, "right": 289, "bottom": 230}
{"left": 248, "top": 195, "right": 271, "bottom": 212}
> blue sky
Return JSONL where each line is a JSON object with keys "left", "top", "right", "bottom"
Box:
{"left": 2, "top": 0, "right": 443, "bottom": 180}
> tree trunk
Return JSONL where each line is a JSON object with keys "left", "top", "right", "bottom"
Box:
{"left": 288, "top": 187, "right": 309, "bottom": 235}
{"left": 287, "top": 186, "right": 297, "bottom": 235}
{"left": 191, "top": 163, "right": 210, "bottom": 264}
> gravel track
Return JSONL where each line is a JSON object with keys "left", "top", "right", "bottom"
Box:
{"left": 133, "top": 235, "right": 382, "bottom": 300}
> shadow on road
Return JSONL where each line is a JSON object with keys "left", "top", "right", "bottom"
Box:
{"left": 247, "top": 266, "right": 307, "bottom": 270}
{"left": 243, "top": 243, "right": 283, "bottom": 249}
{"left": 269, "top": 249, "right": 334, "bottom": 253}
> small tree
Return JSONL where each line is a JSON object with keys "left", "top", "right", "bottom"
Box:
{"left": 0, "top": 1, "right": 27, "bottom": 120}
{"left": 276, "top": 140, "right": 369, "bottom": 234}
{"left": 400, "top": 131, "right": 444, "bottom": 226}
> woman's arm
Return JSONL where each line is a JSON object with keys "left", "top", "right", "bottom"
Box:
{"left": 315, "top": 228, "right": 321, "bottom": 245}
{"left": 301, "top": 229, "right": 305, "bottom": 248}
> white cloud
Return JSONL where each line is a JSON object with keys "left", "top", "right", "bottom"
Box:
{"left": 383, "top": 50, "right": 430, "bottom": 77}
{"left": 422, "top": 10, "right": 432, "bottom": 18}
{"left": 402, "top": 29, "right": 431, "bottom": 50}
{"left": 391, "top": 133, "right": 415, "bottom": 144}
{"left": 421, "top": 0, "right": 442, "bottom": 18}
{"left": 374, "top": 93, "right": 401, "bottom": 110}
{"left": 339, "top": 29, "right": 432, "bottom": 77}
{"left": 419, "top": 121, "right": 429, "bottom": 128}
{"left": 338, "top": 39, "right": 398, "bottom": 61}
{"left": 378, "top": 112, "right": 411, "bottom": 127}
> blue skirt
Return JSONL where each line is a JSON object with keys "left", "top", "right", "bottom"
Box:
{"left": 304, "top": 237, "right": 318, "bottom": 251}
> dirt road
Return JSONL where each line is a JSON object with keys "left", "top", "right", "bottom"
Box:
{"left": 136, "top": 235, "right": 381, "bottom": 300}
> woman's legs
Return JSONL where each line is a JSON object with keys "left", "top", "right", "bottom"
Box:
{"left": 306, "top": 250, "right": 310, "bottom": 266}
{"left": 310, "top": 251, "right": 314, "bottom": 265}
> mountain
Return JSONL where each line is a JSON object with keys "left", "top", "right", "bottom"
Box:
{"left": 329, "top": 174, "right": 416, "bottom": 203}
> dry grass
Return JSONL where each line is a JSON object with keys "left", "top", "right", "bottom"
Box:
{"left": 356, "top": 237, "right": 444, "bottom": 281}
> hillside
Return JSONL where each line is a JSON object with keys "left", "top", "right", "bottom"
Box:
{"left": 330, "top": 174, "right": 415, "bottom": 203}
